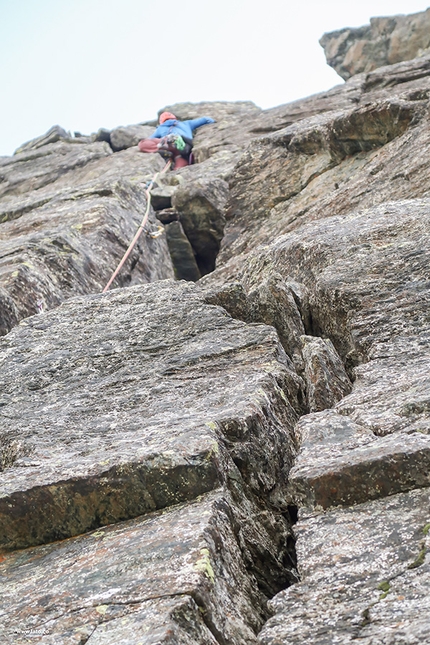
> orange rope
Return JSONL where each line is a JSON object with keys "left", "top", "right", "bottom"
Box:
{"left": 102, "top": 160, "right": 171, "bottom": 293}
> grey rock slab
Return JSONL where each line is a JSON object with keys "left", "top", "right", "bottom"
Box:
{"left": 0, "top": 280, "right": 301, "bottom": 550}
{"left": 244, "top": 273, "right": 307, "bottom": 373}
{"left": 226, "top": 99, "right": 417, "bottom": 228}
{"left": 204, "top": 57, "right": 430, "bottom": 279}
{"left": 259, "top": 487, "right": 430, "bottom": 644}
{"left": 336, "top": 337, "right": 430, "bottom": 436}
{"left": 233, "top": 200, "right": 430, "bottom": 436}
{"left": 0, "top": 141, "right": 112, "bottom": 199}
{"left": 25, "top": 145, "right": 166, "bottom": 193}
{"left": 0, "top": 148, "right": 164, "bottom": 225}
{"left": 244, "top": 200, "right": 430, "bottom": 359}
{"left": 253, "top": 78, "right": 364, "bottom": 134}
{"left": 359, "top": 53, "right": 430, "bottom": 97}
{"left": 84, "top": 596, "right": 219, "bottom": 645}
{"left": 288, "top": 409, "right": 430, "bottom": 509}
{"left": 0, "top": 491, "right": 265, "bottom": 645}
{"left": 13, "top": 125, "right": 69, "bottom": 155}
{"left": 0, "top": 179, "right": 173, "bottom": 336}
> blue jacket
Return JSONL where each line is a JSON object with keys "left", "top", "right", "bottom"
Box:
{"left": 150, "top": 117, "right": 215, "bottom": 141}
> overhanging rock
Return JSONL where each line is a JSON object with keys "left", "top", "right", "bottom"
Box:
{"left": 320, "top": 9, "right": 430, "bottom": 80}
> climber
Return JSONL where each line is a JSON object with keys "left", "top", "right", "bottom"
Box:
{"left": 138, "top": 111, "right": 215, "bottom": 169}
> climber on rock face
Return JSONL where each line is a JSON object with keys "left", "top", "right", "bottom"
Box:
{"left": 138, "top": 111, "right": 215, "bottom": 169}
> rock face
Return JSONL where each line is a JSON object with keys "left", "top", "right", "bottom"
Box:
{"left": 260, "top": 488, "right": 430, "bottom": 644}
{"left": 0, "top": 281, "right": 301, "bottom": 643}
{"left": 0, "top": 142, "right": 174, "bottom": 336}
{"left": 320, "top": 8, "right": 430, "bottom": 79}
{"left": 1, "top": 8, "right": 430, "bottom": 644}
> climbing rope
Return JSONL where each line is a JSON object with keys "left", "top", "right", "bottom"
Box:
{"left": 102, "top": 159, "right": 171, "bottom": 293}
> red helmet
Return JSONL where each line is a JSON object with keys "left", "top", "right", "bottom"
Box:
{"left": 159, "top": 112, "right": 176, "bottom": 124}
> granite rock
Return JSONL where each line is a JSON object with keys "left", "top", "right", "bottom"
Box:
{"left": 0, "top": 280, "right": 302, "bottom": 553}
{"left": 288, "top": 409, "right": 430, "bottom": 509}
{"left": 0, "top": 492, "right": 265, "bottom": 645}
{"left": 0, "top": 140, "right": 112, "bottom": 199}
{"left": 2, "top": 10, "right": 430, "bottom": 644}
{"left": 259, "top": 488, "right": 430, "bottom": 644}
{"left": 172, "top": 177, "right": 228, "bottom": 276}
{"left": 300, "top": 336, "right": 352, "bottom": 411}
{"left": 165, "top": 220, "right": 201, "bottom": 281}
{"left": 0, "top": 177, "right": 173, "bottom": 336}
{"left": 109, "top": 124, "right": 154, "bottom": 151}
{"left": 13, "top": 125, "right": 70, "bottom": 155}
{"left": 320, "top": 8, "right": 430, "bottom": 80}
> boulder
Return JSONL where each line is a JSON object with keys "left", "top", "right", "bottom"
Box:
{"left": 109, "top": 124, "right": 154, "bottom": 151}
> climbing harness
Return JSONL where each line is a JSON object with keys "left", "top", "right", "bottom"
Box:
{"left": 157, "top": 132, "right": 193, "bottom": 162}
{"left": 102, "top": 159, "right": 171, "bottom": 293}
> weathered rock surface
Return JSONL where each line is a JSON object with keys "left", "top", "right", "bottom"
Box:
{"left": 109, "top": 124, "right": 154, "bottom": 151}
{"left": 0, "top": 280, "right": 303, "bottom": 643}
{"left": 13, "top": 125, "right": 70, "bottom": 155}
{"left": 172, "top": 177, "right": 228, "bottom": 275}
{"left": 300, "top": 336, "right": 352, "bottom": 412}
{"left": 320, "top": 8, "right": 430, "bottom": 80}
{"left": 196, "top": 81, "right": 429, "bottom": 640}
{"left": 0, "top": 280, "right": 302, "bottom": 608}
{"left": 164, "top": 220, "right": 202, "bottom": 281}
{"left": 0, "top": 140, "right": 112, "bottom": 199}
{"left": 289, "top": 410, "right": 430, "bottom": 510}
{"left": 259, "top": 488, "right": 430, "bottom": 644}
{"left": 0, "top": 146, "right": 173, "bottom": 336}
{"left": 222, "top": 97, "right": 419, "bottom": 260}
{"left": 0, "top": 492, "right": 266, "bottom": 644}
{"left": 2, "top": 9, "right": 430, "bottom": 644}
{"left": 207, "top": 197, "right": 430, "bottom": 416}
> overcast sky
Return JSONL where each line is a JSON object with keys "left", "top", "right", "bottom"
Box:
{"left": 1, "top": 0, "right": 429, "bottom": 156}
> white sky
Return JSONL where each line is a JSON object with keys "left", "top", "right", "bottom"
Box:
{"left": 1, "top": 0, "right": 429, "bottom": 156}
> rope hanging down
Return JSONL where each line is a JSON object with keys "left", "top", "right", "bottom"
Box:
{"left": 102, "top": 160, "right": 171, "bottom": 293}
